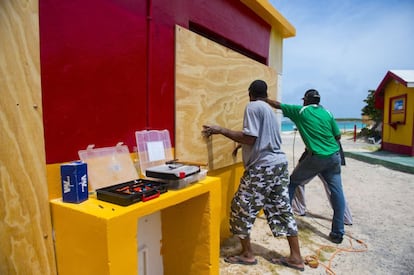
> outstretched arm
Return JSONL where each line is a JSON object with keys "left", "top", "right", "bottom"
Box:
{"left": 202, "top": 125, "right": 256, "bottom": 145}
{"left": 266, "top": 98, "right": 282, "bottom": 109}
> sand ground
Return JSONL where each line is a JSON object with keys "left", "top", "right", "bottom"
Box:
{"left": 219, "top": 132, "right": 414, "bottom": 275}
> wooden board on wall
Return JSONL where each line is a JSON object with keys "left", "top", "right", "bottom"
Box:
{"left": 175, "top": 25, "right": 278, "bottom": 170}
{"left": 0, "top": 1, "right": 56, "bottom": 274}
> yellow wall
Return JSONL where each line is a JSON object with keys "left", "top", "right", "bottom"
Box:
{"left": 382, "top": 81, "right": 414, "bottom": 146}
{"left": 208, "top": 163, "right": 245, "bottom": 241}
{"left": 51, "top": 177, "right": 221, "bottom": 275}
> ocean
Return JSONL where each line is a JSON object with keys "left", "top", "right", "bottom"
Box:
{"left": 281, "top": 119, "right": 365, "bottom": 132}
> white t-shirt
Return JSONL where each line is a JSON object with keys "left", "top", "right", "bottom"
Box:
{"left": 241, "top": 100, "right": 286, "bottom": 169}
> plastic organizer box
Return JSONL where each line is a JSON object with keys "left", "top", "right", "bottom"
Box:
{"left": 135, "top": 130, "right": 206, "bottom": 189}
{"left": 78, "top": 143, "right": 168, "bottom": 206}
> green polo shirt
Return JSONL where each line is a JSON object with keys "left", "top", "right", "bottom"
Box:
{"left": 281, "top": 103, "right": 340, "bottom": 157}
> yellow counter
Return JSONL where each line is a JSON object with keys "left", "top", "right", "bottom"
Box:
{"left": 50, "top": 176, "right": 221, "bottom": 275}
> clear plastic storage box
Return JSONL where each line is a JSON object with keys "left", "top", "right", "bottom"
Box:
{"left": 135, "top": 130, "right": 205, "bottom": 189}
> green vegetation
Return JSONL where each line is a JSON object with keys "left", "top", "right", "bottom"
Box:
{"left": 359, "top": 89, "right": 383, "bottom": 140}
{"left": 361, "top": 90, "right": 383, "bottom": 122}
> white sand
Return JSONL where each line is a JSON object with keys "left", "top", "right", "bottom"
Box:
{"left": 220, "top": 132, "right": 414, "bottom": 275}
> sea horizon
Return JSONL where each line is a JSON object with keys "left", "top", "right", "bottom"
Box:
{"left": 281, "top": 119, "right": 365, "bottom": 132}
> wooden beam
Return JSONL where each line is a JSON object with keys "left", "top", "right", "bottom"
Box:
{"left": 0, "top": 1, "right": 57, "bottom": 274}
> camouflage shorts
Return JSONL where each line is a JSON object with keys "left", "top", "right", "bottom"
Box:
{"left": 230, "top": 162, "right": 298, "bottom": 239}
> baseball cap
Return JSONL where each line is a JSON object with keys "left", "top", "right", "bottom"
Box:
{"left": 302, "top": 89, "right": 320, "bottom": 101}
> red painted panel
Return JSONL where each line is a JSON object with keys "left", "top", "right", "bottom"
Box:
{"left": 40, "top": 0, "right": 147, "bottom": 163}
{"left": 190, "top": 0, "right": 270, "bottom": 60}
{"left": 40, "top": 0, "right": 271, "bottom": 164}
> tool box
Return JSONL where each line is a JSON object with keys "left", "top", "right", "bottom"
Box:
{"left": 78, "top": 143, "right": 168, "bottom": 206}
{"left": 93, "top": 178, "right": 167, "bottom": 206}
{"left": 135, "top": 130, "right": 206, "bottom": 189}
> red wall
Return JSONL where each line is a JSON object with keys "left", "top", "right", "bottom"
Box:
{"left": 40, "top": 0, "right": 270, "bottom": 163}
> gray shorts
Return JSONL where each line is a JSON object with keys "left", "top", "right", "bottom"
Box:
{"left": 230, "top": 162, "right": 298, "bottom": 239}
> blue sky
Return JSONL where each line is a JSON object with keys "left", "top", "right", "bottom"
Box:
{"left": 269, "top": 0, "right": 414, "bottom": 118}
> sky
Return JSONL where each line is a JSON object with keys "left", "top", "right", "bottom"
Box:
{"left": 269, "top": 0, "right": 414, "bottom": 118}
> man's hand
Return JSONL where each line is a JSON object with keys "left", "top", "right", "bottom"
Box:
{"left": 202, "top": 125, "right": 222, "bottom": 137}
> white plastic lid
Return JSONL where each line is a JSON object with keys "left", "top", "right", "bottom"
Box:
{"left": 78, "top": 143, "right": 138, "bottom": 190}
{"left": 135, "top": 130, "right": 173, "bottom": 176}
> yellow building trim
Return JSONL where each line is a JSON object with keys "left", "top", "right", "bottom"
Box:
{"left": 241, "top": 0, "right": 296, "bottom": 38}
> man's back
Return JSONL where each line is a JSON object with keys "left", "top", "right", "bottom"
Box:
{"left": 280, "top": 103, "right": 340, "bottom": 156}
{"left": 242, "top": 100, "right": 286, "bottom": 169}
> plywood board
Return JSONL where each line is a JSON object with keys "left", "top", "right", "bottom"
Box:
{"left": 175, "top": 25, "right": 278, "bottom": 170}
{"left": 0, "top": 1, "right": 57, "bottom": 274}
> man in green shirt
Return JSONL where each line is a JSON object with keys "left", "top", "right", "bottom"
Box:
{"left": 267, "top": 89, "right": 346, "bottom": 244}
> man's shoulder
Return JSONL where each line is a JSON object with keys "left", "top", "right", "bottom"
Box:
{"left": 247, "top": 100, "right": 270, "bottom": 110}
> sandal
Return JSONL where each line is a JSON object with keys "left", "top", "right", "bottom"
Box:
{"left": 224, "top": 255, "right": 258, "bottom": 265}
{"left": 271, "top": 257, "right": 305, "bottom": 271}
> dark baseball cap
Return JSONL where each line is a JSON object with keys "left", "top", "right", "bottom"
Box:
{"left": 302, "top": 89, "right": 320, "bottom": 101}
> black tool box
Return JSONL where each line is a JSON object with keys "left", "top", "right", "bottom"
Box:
{"left": 96, "top": 179, "right": 168, "bottom": 206}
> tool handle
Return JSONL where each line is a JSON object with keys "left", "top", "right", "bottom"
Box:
{"left": 142, "top": 190, "right": 160, "bottom": 202}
